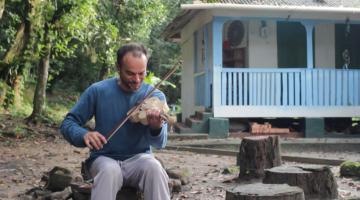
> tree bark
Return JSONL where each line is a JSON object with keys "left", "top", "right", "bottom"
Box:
{"left": 2, "top": 23, "right": 27, "bottom": 65}
{"left": 98, "top": 64, "right": 109, "bottom": 80}
{"left": 0, "top": 0, "right": 4, "bottom": 20}
{"left": 28, "top": 45, "right": 50, "bottom": 122}
{"left": 263, "top": 165, "right": 338, "bottom": 199}
{"left": 238, "top": 135, "right": 281, "bottom": 178}
{"left": 28, "top": 23, "right": 51, "bottom": 123}
{"left": 12, "top": 74, "right": 22, "bottom": 108}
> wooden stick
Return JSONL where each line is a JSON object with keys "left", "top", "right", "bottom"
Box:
{"left": 106, "top": 60, "right": 181, "bottom": 141}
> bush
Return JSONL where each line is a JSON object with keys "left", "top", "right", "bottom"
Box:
{"left": 340, "top": 161, "right": 360, "bottom": 177}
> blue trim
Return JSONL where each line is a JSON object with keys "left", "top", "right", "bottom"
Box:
{"left": 336, "top": 71, "right": 342, "bottom": 105}
{"left": 349, "top": 72, "right": 354, "bottom": 105}
{"left": 217, "top": 68, "right": 360, "bottom": 107}
{"left": 354, "top": 71, "right": 360, "bottom": 105}
{"left": 289, "top": 72, "right": 294, "bottom": 106}
{"left": 313, "top": 70, "right": 318, "bottom": 105}
{"left": 194, "top": 31, "right": 198, "bottom": 73}
{"left": 343, "top": 70, "right": 348, "bottom": 105}
{"left": 302, "top": 22, "right": 314, "bottom": 69}
{"left": 324, "top": 70, "right": 330, "bottom": 106}
{"left": 212, "top": 17, "right": 225, "bottom": 107}
{"left": 330, "top": 70, "right": 336, "bottom": 105}
{"left": 295, "top": 72, "right": 300, "bottom": 106}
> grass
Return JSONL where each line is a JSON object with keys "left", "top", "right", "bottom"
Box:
{"left": 6, "top": 84, "right": 79, "bottom": 125}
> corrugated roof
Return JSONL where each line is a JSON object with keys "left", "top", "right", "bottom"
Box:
{"left": 214, "top": 0, "right": 360, "bottom": 8}
{"left": 163, "top": 0, "right": 360, "bottom": 40}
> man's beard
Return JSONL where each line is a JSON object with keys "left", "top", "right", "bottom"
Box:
{"left": 118, "top": 77, "right": 141, "bottom": 92}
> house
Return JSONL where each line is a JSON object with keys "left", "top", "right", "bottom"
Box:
{"left": 163, "top": 0, "right": 360, "bottom": 137}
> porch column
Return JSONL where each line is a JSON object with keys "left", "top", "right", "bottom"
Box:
{"left": 212, "top": 17, "right": 225, "bottom": 116}
{"left": 301, "top": 22, "right": 315, "bottom": 69}
{"left": 204, "top": 23, "right": 211, "bottom": 108}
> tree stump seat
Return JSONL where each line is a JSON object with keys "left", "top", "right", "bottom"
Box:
{"left": 71, "top": 161, "right": 143, "bottom": 200}
{"left": 226, "top": 183, "right": 305, "bottom": 200}
{"left": 238, "top": 135, "right": 281, "bottom": 178}
{"left": 263, "top": 165, "right": 338, "bottom": 199}
{"left": 71, "top": 182, "right": 142, "bottom": 200}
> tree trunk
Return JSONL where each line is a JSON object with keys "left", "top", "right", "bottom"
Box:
{"left": 98, "top": 64, "right": 109, "bottom": 80}
{"left": 238, "top": 135, "right": 281, "bottom": 178}
{"left": 0, "top": 0, "right": 4, "bottom": 19}
{"left": 28, "top": 21, "right": 51, "bottom": 123}
{"left": 28, "top": 46, "right": 50, "bottom": 122}
{"left": 226, "top": 183, "right": 305, "bottom": 200}
{"left": 0, "top": 0, "right": 30, "bottom": 109}
{"left": 2, "top": 23, "right": 27, "bottom": 64}
{"left": 0, "top": 80, "right": 7, "bottom": 107}
{"left": 263, "top": 165, "right": 338, "bottom": 199}
{"left": 12, "top": 74, "right": 22, "bottom": 108}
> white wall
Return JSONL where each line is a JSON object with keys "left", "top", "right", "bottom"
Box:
{"left": 180, "top": 12, "right": 213, "bottom": 120}
{"left": 248, "top": 20, "right": 278, "bottom": 68}
{"left": 315, "top": 24, "right": 335, "bottom": 68}
{"left": 180, "top": 36, "right": 195, "bottom": 122}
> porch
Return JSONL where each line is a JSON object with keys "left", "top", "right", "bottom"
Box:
{"left": 210, "top": 68, "right": 360, "bottom": 117}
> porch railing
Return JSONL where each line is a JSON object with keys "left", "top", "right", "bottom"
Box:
{"left": 220, "top": 68, "right": 360, "bottom": 107}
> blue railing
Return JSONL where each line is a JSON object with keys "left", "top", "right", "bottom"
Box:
{"left": 220, "top": 68, "right": 360, "bottom": 106}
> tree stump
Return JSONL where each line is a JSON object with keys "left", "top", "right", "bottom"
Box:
{"left": 226, "top": 183, "right": 305, "bottom": 200}
{"left": 238, "top": 135, "right": 281, "bottom": 178}
{"left": 71, "top": 183, "right": 142, "bottom": 200}
{"left": 263, "top": 165, "right": 338, "bottom": 199}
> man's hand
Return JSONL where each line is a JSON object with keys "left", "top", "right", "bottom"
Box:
{"left": 83, "top": 131, "right": 107, "bottom": 150}
{"left": 146, "top": 108, "right": 163, "bottom": 130}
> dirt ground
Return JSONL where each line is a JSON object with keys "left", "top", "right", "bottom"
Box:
{"left": 0, "top": 136, "right": 237, "bottom": 200}
{"left": 0, "top": 117, "right": 359, "bottom": 199}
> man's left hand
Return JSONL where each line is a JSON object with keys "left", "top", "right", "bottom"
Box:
{"left": 146, "top": 108, "right": 163, "bottom": 130}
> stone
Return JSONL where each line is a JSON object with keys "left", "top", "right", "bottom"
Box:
{"left": 45, "top": 166, "right": 73, "bottom": 192}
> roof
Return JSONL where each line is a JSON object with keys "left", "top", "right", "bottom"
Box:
{"left": 163, "top": 0, "right": 360, "bottom": 41}
{"left": 215, "top": 0, "right": 360, "bottom": 8}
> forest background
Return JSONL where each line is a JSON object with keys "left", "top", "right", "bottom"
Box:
{"left": 0, "top": 0, "right": 189, "bottom": 126}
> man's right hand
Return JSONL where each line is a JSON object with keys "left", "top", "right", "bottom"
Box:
{"left": 83, "top": 131, "right": 107, "bottom": 150}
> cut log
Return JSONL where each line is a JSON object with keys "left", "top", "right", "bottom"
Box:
{"left": 226, "top": 183, "right": 305, "bottom": 200}
{"left": 263, "top": 165, "right": 338, "bottom": 199}
{"left": 238, "top": 136, "right": 281, "bottom": 178}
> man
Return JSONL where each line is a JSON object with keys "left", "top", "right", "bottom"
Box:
{"left": 60, "top": 43, "right": 170, "bottom": 200}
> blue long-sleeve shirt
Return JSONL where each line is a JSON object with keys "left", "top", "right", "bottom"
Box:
{"left": 60, "top": 77, "right": 168, "bottom": 165}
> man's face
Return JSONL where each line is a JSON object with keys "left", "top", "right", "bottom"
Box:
{"left": 118, "top": 52, "right": 147, "bottom": 92}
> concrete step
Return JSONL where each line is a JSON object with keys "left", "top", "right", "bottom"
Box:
{"left": 195, "top": 111, "right": 213, "bottom": 121}
{"left": 168, "top": 133, "right": 208, "bottom": 140}
{"left": 185, "top": 117, "right": 202, "bottom": 127}
{"left": 174, "top": 122, "right": 193, "bottom": 134}
{"left": 185, "top": 117, "right": 208, "bottom": 133}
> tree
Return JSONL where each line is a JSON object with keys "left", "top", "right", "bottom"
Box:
{"left": 28, "top": 0, "right": 98, "bottom": 123}
{"left": 0, "top": 0, "right": 4, "bottom": 19}
{"left": 0, "top": 0, "right": 32, "bottom": 108}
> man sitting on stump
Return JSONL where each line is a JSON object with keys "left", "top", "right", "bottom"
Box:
{"left": 60, "top": 43, "right": 170, "bottom": 200}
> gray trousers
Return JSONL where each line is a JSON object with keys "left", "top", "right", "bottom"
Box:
{"left": 89, "top": 154, "right": 170, "bottom": 200}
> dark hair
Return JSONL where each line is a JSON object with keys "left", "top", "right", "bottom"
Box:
{"left": 116, "top": 43, "right": 148, "bottom": 68}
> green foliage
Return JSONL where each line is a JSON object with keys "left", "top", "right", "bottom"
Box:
{"left": 144, "top": 72, "right": 176, "bottom": 88}
{"left": 1, "top": 0, "right": 184, "bottom": 123}
{"left": 340, "top": 161, "right": 360, "bottom": 177}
